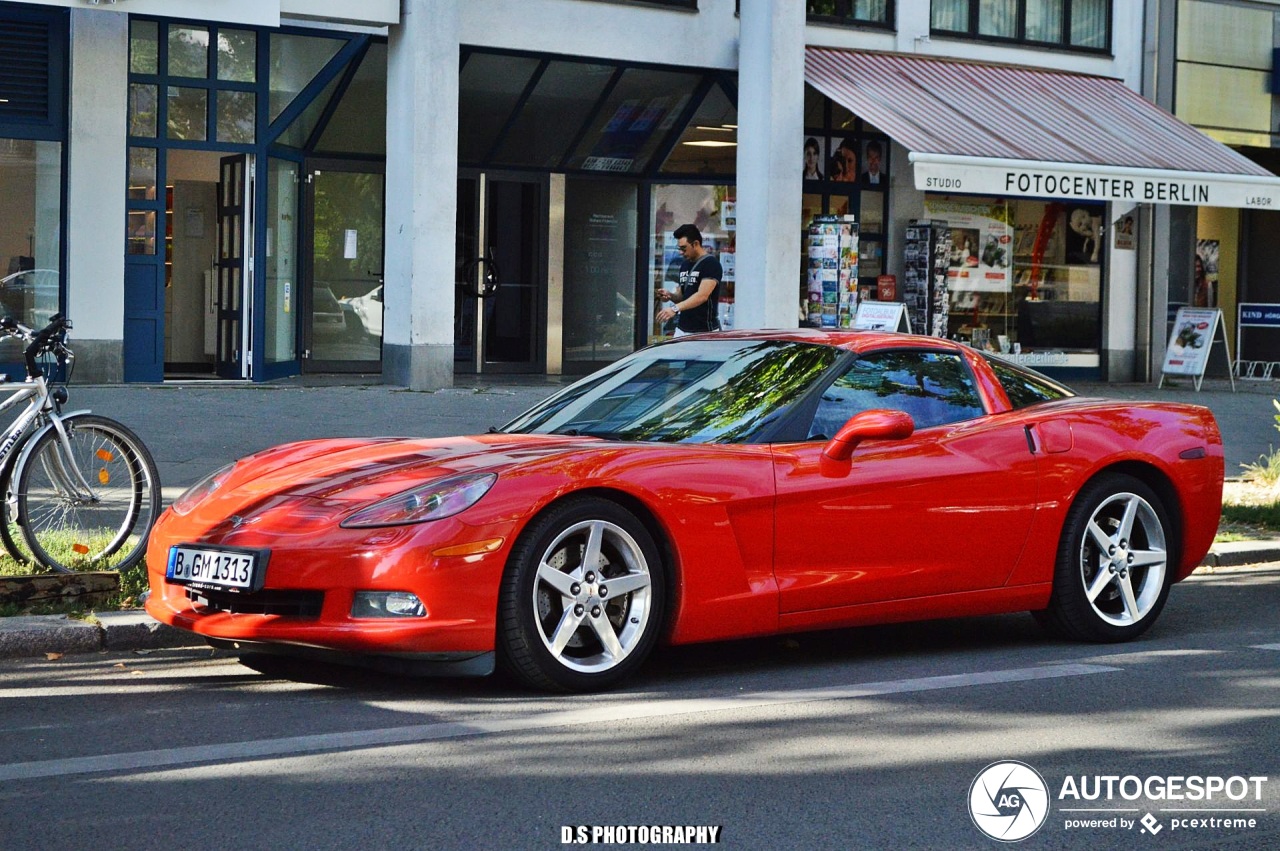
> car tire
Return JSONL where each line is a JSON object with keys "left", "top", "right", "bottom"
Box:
{"left": 1037, "top": 472, "right": 1175, "bottom": 642}
{"left": 497, "top": 496, "right": 666, "bottom": 692}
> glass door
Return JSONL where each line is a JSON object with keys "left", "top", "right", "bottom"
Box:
{"left": 455, "top": 172, "right": 546, "bottom": 373}
{"left": 301, "top": 161, "right": 385, "bottom": 372}
{"left": 215, "top": 155, "right": 251, "bottom": 379}
{"left": 258, "top": 156, "right": 301, "bottom": 380}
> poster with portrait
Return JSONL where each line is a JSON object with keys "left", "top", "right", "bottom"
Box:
{"left": 1195, "top": 240, "right": 1219, "bottom": 308}
{"left": 829, "top": 137, "right": 858, "bottom": 183}
{"left": 1113, "top": 213, "right": 1136, "bottom": 251}
{"left": 802, "top": 135, "right": 826, "bottom": 181}
{"left": 924, "top": 199, "right": 1012, "bottom": 293}
{"left": 860, "top": 139, "right": 887, "bottom": 187}
{"left": 1064, "top": 204, "right": 1106, "bottom": 264}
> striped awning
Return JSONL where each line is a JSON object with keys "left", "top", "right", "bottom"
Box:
{"left": 805, "top": 48, "right": 1280, "bottom": 210}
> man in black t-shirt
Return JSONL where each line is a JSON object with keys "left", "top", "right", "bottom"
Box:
{"left": 656, "top": 223, "right": 722, "bottom": 336}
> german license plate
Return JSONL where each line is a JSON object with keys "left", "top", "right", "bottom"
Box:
{"left": 166, "top": 545, "right": 263, "bottom": 592}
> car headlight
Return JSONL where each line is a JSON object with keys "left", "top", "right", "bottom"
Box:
{"left": 340, "top": 472, "right": 497, "bottom": 528}
{"left": 171, "top": 462, "right": 237, "bottom": 516}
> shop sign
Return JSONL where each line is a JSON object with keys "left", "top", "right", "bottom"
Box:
{"left": 853, "top": 300, "right": 910, "bottom": 332}
{"left": 1160, "top": 307, "right": 1229, "bottom": 391}
{"left": 914, "top": 161, "right": 1280, "bottom": 210}
{"left": 1238, "top": 303, "right": 1280, "bottom": 327}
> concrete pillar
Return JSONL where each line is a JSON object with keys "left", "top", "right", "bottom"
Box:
{"left": 67, "top": 10, "right": 128, "bottom": 382}
{"left": 1139, "top": 0, "right": 1178, "bottom": 381}
{"left": 1102, "top": 204, "right": 1138, "bottom": 381}
{"left": 383, "top": 0, "right": 458, "bottom": 389}
{"left": 734, "top": 0, "right": 805, "bottom": 329}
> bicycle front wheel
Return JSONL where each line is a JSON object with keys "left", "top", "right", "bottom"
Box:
{"left": 15, "top": 414, "right": 160, "bottom": 574}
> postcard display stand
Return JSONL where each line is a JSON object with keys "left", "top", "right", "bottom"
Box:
{"left": 805, "top": 216, "right": 859, "bottom": 328}
{"left": 902, "top": 220, "right": 952, "bottom": 337}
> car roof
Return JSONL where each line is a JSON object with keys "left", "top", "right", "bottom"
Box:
{"left": 672, "top": 328, "right": 962, "bottom": 356}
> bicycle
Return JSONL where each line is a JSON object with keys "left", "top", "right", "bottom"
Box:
{"left": 0, "top": 314, "right": 160, "bottom": 574}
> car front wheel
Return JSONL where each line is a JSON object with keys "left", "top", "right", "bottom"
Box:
{"left": 1038, "top": 473, "right": 1174, "bottom": 642}
{"left": 498, "top": 497, "right": 666, "bottom": 692}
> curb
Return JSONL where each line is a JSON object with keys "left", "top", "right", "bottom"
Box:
{"left": 0, "top": 610, "right": 203, "bottom": 659}
{"left": 2, "top": 542, "right": 1278, "bottom": 660}
{"left": 1197, "top": 541, "right": 1280, "bottom": 569}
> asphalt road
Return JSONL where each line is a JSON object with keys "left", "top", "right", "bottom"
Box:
{"left": 0, "top": 564, "right": 1276, "bottom": 850}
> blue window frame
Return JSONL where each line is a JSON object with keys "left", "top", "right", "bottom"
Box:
{"left": 123, "top": 16, "right": 377, "bottom": 382}
{"left": 0, "top": 4, "right": 67, "bottom": 380}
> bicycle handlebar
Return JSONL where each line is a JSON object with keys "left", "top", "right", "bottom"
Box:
{"left": 0, "top": 314, "right": 73, "bottom": 380}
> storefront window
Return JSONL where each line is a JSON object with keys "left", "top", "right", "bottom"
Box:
{"left": 800, "top": 86, "right": 890, "bottom": 305}
{"left": 926, "top": 196, "right": 1102, "bottom": 366}
{"left": 659, "top": 84, "right": 737, "bottom": 175}
{"left": 491, "top": 61, "right": 614, "bottom": 168}
{"left": 649, "top": 183, "right": 736, "bottom": 342}
{"left": 316, "top": 43, "right": 387, "bottom": 157}
{"left": 564, "top": 179, "right": 638, "bottom": 367}
{"left": 457, "top": 53, "right": 541, "bottom": 163}
{"left": 0, "top": 140, "right": 61, "bottom": 332}
{"left": 569, "top": 69, "right": 701, "bottom": 175}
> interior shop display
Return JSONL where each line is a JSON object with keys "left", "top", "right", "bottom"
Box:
{"left": 902, "top": 220, "right": 952, "bottom": 338}
{"left": 805, "top": 215, "right": 858, "bottom": 328}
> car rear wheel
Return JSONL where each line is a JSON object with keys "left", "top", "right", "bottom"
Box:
{"left": 498, "top": 497, "right": 665, "bottom": 692}
{"left": 1037, "top": 473, "right": 1174, "bottom": 642}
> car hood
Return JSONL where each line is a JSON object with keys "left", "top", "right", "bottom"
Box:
{"left": 210, "top": 433, "right": 606, "bottom": 509}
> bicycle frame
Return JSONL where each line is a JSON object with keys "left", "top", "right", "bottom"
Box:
{"left": 0, "top": 375, "right": 97, "bottom": 500}
{"left": 0, "top": 377, "right": 55, "bottom": 466}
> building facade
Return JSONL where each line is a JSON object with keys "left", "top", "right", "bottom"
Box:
{"left": 1154, "top": 0, "right": 1280, "bottom": 374}
{"left": 0, "top": 0, "right": 1273, "bottom": 386}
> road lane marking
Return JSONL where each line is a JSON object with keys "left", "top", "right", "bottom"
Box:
{"left": 1252, "top": 644, "right": 1280, "bottom": 651}
{"left": 0, "top": 663, "right": 1118, "bottom": 781}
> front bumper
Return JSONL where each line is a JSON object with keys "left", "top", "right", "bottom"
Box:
{"left": 144, "top": 506, "right": 514, "bottom": 660}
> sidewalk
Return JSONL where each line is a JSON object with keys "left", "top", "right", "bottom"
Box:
{"left": 2, "top": 372, "right": 1278, "bottom": 660}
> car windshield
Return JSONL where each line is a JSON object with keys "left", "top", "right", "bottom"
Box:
{"left": 503, "top": 338, "right": 841, "bottom": 443}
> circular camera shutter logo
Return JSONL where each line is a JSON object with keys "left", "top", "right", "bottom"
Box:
{"left": 968, "top": 761, "right": 1050, "bottom": 842}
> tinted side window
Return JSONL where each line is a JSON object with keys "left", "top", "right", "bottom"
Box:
{"left": 985, "top": 356, "right": 1072, "bottom": 408}
{"left": 807, "top": 350, "right": 985, "bottom": 439}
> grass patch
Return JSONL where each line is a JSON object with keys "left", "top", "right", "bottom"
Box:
{"left": 1220, "top": 501, "right": 1280, "bottom": 532}
{"left": 0, "top": 542, "right": 148, "bottom": 616}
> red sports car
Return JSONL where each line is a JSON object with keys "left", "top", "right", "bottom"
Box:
{"left": 145, "top": 330, "right": 1224, "bottom": 692}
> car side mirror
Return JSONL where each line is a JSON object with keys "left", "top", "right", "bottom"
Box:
{"left": 822, "top": 409, "right": 915, "bottom": 464}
